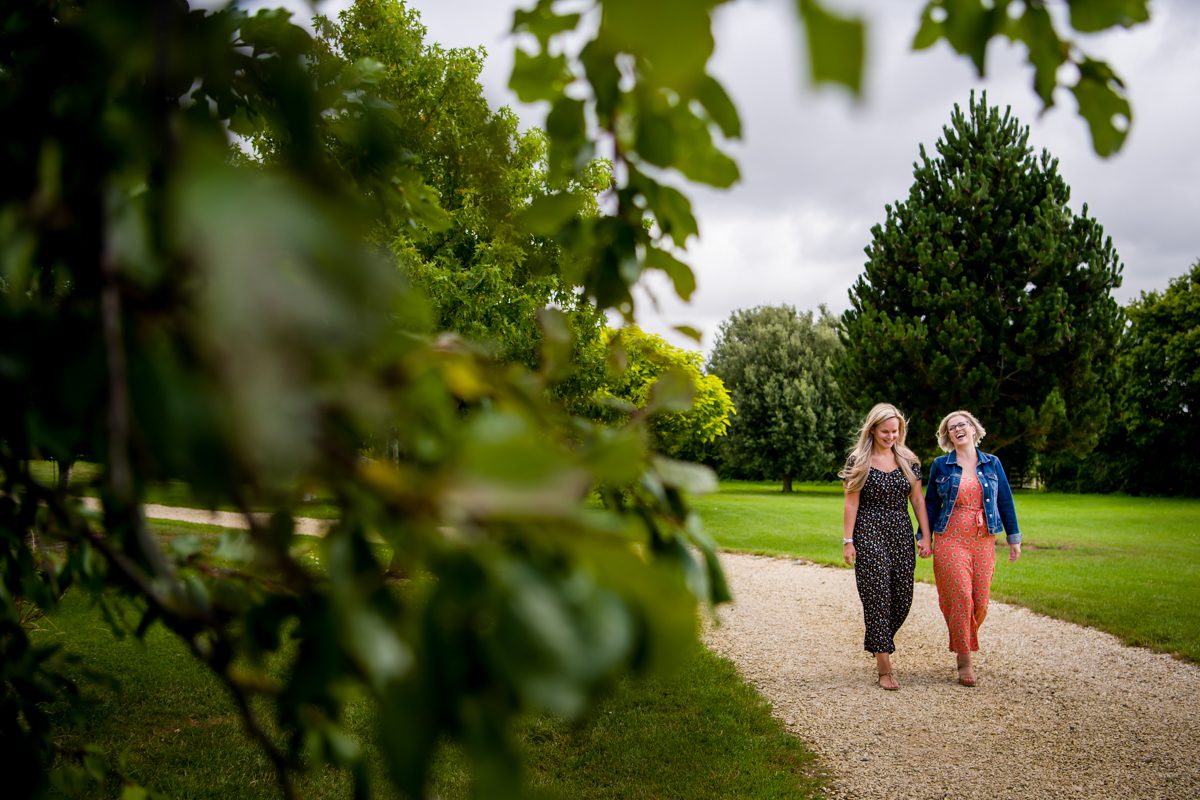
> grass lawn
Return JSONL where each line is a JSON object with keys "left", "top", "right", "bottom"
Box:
{"left": 31, "top": 521, "right": 827, "bottom": 799}
{"left": 695, "top": 481, "right": 1200, "bottom": 662}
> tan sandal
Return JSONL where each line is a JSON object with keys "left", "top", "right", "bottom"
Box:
{"left": 877, "top": 671, "right": 900, "bottom": 691}
{"left": 957, "top": 667, "right": 977, "bottom": 687}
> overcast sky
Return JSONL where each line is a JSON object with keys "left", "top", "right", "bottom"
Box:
{"left": 315, "top": 0, "right": 1199, "bottom": 354}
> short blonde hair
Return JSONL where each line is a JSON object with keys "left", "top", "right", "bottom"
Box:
{"left": 936, "top": 410, "right": 986, "bottom": 452}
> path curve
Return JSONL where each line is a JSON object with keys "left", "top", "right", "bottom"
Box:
{"left": 80, "top": 498, "right": 330, "bottom": 537}
{"left": 703, "top": 552, "right": 1200, "bottom": 800}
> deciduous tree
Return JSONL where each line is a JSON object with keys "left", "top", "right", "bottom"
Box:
{"left": 1117, "top": 261, "right": 1200, "bottom": 494}
{"left": 304, "top": 0, "right": 609, "bottom": 374}
{"left": 595, "top": 326, "right": 734, "bottom": 460}
{"left": 709, "top": 306, "right": 853, "bottom": 491}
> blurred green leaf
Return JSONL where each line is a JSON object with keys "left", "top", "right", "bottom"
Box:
{"left": 797, "top": 0, "right": 866, "bottom": 92}
{"left": 580, "top": 40, "right": 622, "bottom": 118}
{"left": 1072, "top": 58, "right": 1131, "bottom": 157}
{"left": 448, "top": 410, "right": 590, "bottom": 519}
{"left": 601, "top": 0, "right": 716, "bottom": 91}
{"left": 546, "top": 96, "right": 589, "bottom": 181}
{"left": 661, "top": 103, "right": 740, "bottom": 188}
{"left": 492, "top": 559, "right": 634, "bottom": 716}
{"left": 645, "top": 246, "right": 696, "bottom": 302}
{"left": 912, "top": 4, "right": 942, "bottom": 50}
{"left": 239, "top": 8, "right": 312, "bottom": 56}
{"left": 341, "top": 610, "right": 413, "bottom": 692}
{"left": 685, "top": 513, "right": 733, "bottom": 604}
{"left": 695, "top": 76, "right": 741, "bottom": 139}
{"left": 513, "top": 1, "right": 582, "bottom": 48}
{"left": 1011, "top": 3, "right": 1065, "bottom": 106}
{"left": 635, "top": 106, "right": 677, "bottom": 167}
{"left": 653, "top": 456, "right": 718, "bottom": 495}
{"left": 119, "top": 785, "right": 149, "bottom": 800}
{"left": 167, "top": 535, "right": 204, "bottom": 559}
{"left": 646, "top": 368, "right": 695, "bottom": 414}
{"left": 82, "top": 748, "right": 108, "bottom": 783}
{"left": 344, "top": 56, "right": 386, "bottom": 87}
{"left": 1067, "top": 0, "right": 1149, "bottom": 33}
{"left": 584, "top": 427, "right": 647, "bottom": 486}
{"left": 634, "top": 170, "right": 699, "bottom": 248}
{"left": 520, "top": 192, "right": 586, "bottom": 236}
{"left": 180, "top": 575, "right": 211, "bottom": 616}
{"left": 537, "top": 306, "right": 574, "bottom": 380}
{"left": 511, "top": 48, "right": 570, "bottom": 102}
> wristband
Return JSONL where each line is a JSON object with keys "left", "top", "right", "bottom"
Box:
{"left": 842, "top": 537, "right": 853, "bottom": 545}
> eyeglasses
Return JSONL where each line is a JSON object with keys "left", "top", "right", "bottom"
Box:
{"left": 948, "top": 422, "right": 972, "bottom": 433}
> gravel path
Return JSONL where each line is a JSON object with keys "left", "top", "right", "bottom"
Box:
{"left": 704, "top": 552, "right": 1200, "bottom": 800}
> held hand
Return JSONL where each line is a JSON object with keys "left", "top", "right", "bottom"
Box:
{"left": 917, "top": 539, "right": 932, "bottom": 559}
{"left": 1009, "top": 542, "right": 1021, "bottom": 562}
{"left": 843, "top": 542, "right": 856, "bottom": 566}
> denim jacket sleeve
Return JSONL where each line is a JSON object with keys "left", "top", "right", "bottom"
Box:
{"left": 922, "top": 458, "right": 943, "bottom": 540}
{"left": 993, "top": 456, "right": 1021, "bottom": 544}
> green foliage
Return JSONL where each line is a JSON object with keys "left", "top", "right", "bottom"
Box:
{"left": 511, "top": 0, "right": 738, "bottom": 318}
{"left": 1043, "top": 261, "right": 1200, "bottom": 495}
{"left": 1116, "top": 261, "right": 1200, "bottom": 495}
{"left": 302, "top": 0, "right": 608, "bottom": 374}
{"left": 708, "top": 306, "right": 854, "bottom": 491}
{"left": 593, "top": 326, "right": 734, "bottom": 461}
{"left": 796, "top": 0, "right": 865, "bottom": 93}
{"left": 913, "top": 0, "right": 1148, "bottom": 156}
{"left": 840, "top": 93, "right": 1124, "bottom": 473}
{"left": 0, "top": 2, "right": 725, "bottom": 798}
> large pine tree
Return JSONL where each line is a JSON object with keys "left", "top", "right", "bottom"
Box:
{"left": 840, "top": 93, "right": 1123, "bottom": 472}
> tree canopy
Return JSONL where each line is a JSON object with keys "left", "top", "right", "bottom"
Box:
{"left": 1115, "top": 261, "right": 1200, "bottom": 495}
{"left": 595, "top": 326, "right": 735, "bottom": 461}
{"left": 709, "top": 306, "right": 853, "bottom": 491}
{"left": 299, "top": 0, "right": 609, "bottom": 374}
{"left": 839, "top": 93, "right": 1124, "bottom": 470}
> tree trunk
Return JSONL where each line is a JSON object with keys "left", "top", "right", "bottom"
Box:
{"left": 56, "top": 457, "right": 74, "bottom": 492}
{"left": 782, "top": 476, "right": 793, "bottom": 493}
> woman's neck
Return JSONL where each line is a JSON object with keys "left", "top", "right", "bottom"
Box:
{"left": 955, "top": 445, "right": 976, "bottom": 462}
{"left": 873, "top": 445, "right": 893, "bottom": 457}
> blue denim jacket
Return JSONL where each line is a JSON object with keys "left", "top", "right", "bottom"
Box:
{"left": 921, "top": 450, "right": 1021, "bottom": 544}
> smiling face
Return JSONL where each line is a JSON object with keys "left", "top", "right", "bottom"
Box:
{"left": 872, "top": 416, "right": 900, "bottom": 452}
{"left": 946, "top": 415, "right": 975, "bottom": 448}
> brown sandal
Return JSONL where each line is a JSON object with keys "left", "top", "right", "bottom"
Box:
{"left": 877, "top": 671, "right": 900, "bottom": 691}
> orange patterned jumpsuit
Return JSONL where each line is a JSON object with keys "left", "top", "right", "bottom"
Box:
{"left": 931, "top": 470, "right": 995, "bottom": 653}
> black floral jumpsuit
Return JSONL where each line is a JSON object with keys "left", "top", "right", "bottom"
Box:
{"left": 852, "top": 464, "right": 918, "bottom": 654}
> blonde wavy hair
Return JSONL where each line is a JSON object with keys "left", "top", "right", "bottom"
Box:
{"left": 935, "top": 409, "right": 987, "bottom": 452}
{"left": 839, "top": 403, "right": 920, "bottom": 493}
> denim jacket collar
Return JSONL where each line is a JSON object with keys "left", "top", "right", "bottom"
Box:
{"left": 944, "top": 448, "right": 995, "bottom": 467}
